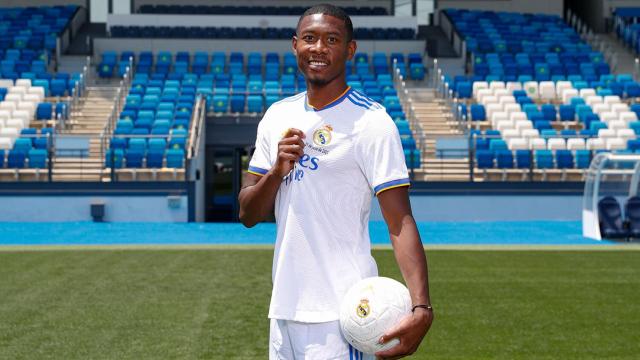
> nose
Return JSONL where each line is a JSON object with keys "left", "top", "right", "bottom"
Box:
{"left": 310, "top": 38, "right": 328, "bottom": 54}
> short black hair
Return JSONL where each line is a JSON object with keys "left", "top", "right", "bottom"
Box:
{"left": 296, "top": 4, "right": 354, "bottom": 42}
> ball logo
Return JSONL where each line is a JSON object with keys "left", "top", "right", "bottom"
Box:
{"left": 313, "top": 125, "right": 333, "bottom": 146}
{"left": 356, "top": 298, "right": 370, "bottom": 318}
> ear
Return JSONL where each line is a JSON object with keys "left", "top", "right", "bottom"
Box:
{"left": 292, "top": 36, "right": 298, "bottom": 56}
{"left": 346, "top": 40, "right": 357, "bottom": 61}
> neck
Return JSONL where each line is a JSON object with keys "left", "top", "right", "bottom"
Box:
{"left": 306, "top": 79, "right": 349, "bottom": 110}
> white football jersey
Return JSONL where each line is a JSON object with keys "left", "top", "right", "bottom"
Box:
{"left": 248, "top": 87, "right": 410, "bottom": 322}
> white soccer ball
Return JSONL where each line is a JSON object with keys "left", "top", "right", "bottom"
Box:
{"left": 339, "top": 276, "right": 412, "bottom": 355}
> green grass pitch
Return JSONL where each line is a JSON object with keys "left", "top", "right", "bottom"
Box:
{"left": 0, "top": 248, "right": 639, "bottom": 359}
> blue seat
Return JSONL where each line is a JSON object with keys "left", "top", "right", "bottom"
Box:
{"left": 598, "top": 196, "right": 628, "bottom": 238}
{"left": 247, "top": 95, "right": 264, "bottom": 113}
{"left": 535, "top": 150, "right": 554, "bottom": 169}
{"left": 212, "top": 95, "right": 229, "bottom": 113}
{"left": 13, "top": 138, "right": 32, "bottom": 154}
{"left": 36, "top": 103, "right": 52, "bottom": 120}
{"left": 409, "top": 63, "right": 425, "bottom": 80}
{"left": 555, "top": 150, "right": 574, "bottom": 169}
{"left": 125, "top": 150, "right": 144, "bottom": 168}
{"left": 515, "top": 150, "right": 532, "bottom": 169}
{"left": 476, "top": 150, "right": 494, "bottom": 169}
{"left": 489, "top": 139, "right": 507, "bottom": 151}
{"left": 8, "top": 150, "right": 26, "bottom": 168}
{"left": 495, "top": 149, "right": 514, "bottom": 169}
{"left": 575, "top": 150, "right": 591, "bottom": 169}
{"left": 400, "top": 135, "right": 416, "bottom": 150}
{"left": 456, "top": 82, "right": 472, "bottom": 98}
{"left": 166, "top": 148, "right": 185, "bottom": 168}
{"left": 28, "top": 149, "right": 47, "bottom": 168}
{"left": 559, "top": 105, "right": 575, "bottom": 121}
{"left": 230, "top": 94, "right": 246, "bottom": 113}
{"left": 470, "top": 104, "right": 486, "bottom": 121}
{"left": 50, "top": 79, "right": 67, "bottom": 96}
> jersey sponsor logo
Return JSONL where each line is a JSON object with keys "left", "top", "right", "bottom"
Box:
{"left": 313, "top": 125, "right": 333, "bottom": 146}
{"left": 283, "top": 154, "right": 320, "bottom": 186}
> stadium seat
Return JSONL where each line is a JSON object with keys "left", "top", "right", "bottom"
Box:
{"left": 625, "top": 196, "right": 640, "bottom": 238}
{"left": 598, "top": 196, "right": 628, "bottom": 238}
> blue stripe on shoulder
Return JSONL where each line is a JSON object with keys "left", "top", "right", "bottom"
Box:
{"left": 352, "top": 90, "right": 383, "bottom": 110}
{"left": 347, "top": 95, "right": 372, "bottom": 110}
{"left": 350, "top": 91, "right": 373, "bottom": 106}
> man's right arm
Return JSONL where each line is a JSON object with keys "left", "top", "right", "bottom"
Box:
{"left": 238, "top": 128, "right": 305, "bottom": 228}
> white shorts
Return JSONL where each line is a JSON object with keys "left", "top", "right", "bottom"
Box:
{"left": 269, "top": 319, "right": 375, "bottom": 360}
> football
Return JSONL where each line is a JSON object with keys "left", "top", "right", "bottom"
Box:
{"left": 339, "top": 276, "right": 412, "bottom": 355}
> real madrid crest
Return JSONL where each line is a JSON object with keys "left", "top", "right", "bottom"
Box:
{"left": 313, "top": 125, "right": 333, "bottom": 146}
{"left": 356, "top": 298, "right": 370, "bottom": 318}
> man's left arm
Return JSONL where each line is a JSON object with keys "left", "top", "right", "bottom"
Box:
{"left": 375, "top": 186, "right": 433, "bottom": 359}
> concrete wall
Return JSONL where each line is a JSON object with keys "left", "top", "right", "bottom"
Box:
{"left": 437, "top": 0, "right": 564, "bottom": 16}
{"left": 0, "top": 0, "right": 86, "bottom": 7}
{"left": 0, "top": 196, "right": 189, "bottom": 222}
{"left": 94, "top": 38, "right": 426, "bottom": 57}
{"left": 371, "top": 194, "right": 582, "bottom": 222}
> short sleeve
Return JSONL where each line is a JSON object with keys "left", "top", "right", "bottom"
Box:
{"left": 248, "top": 117, "right": 272, "bottom": 176}
{"left": 356, "top": 113, "right": 410, "bottom": 196}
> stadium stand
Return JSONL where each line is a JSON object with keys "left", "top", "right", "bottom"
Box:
{"left": 437, "top": 9, "right": 640, "bottom": 181}
{"left": 614, "top": 7, "right": 640, "bottom": 54}
{"left": 137, "top": 5, "right": 388, "bottom": 16}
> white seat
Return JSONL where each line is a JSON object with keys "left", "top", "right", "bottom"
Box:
{"left": 617, "top": 128, "right": 636, "bottom": 141}
{"left": 496, "top": 120, "right": 515, "bottom": 132}
{"left": 17, "top": 102, "right": 36, "bottom": 118}
{"left": 503, "top": 103, "right": 521, "bottom": 117}
{"left": 529, "top": 138, "right": 547, "bottom": 150}
{"left": 491, "top": 111, "right": 509, "bottom": 124}
{"left": 556, "top": 81, "right": 573, "bottom": 98}
{"left": 510, "top": 111, "right": 527, "bottom": 122}
{"left": 599, "top": 112, "right": 619, "bottom": 124}
{"left": 508, "top": 138, "right": 528, "bottom": 150}
{"left": 12, "top": 110, "right": 30, "bottom": 126}
{"left": 0, "top": 110, "right": 10, "bottom": 121}
{"left": 579, "top": 88, "right": 596, "bottom": 99}
{"left": 489, "top": 81, "right": 506, "bottom": 92}
{"left": 0, "top": 79, "right": 13, "bottom": 88}
{"left": 598, "top": 128, "right": 617, "bottom": 139}
{"left": 0, "top": 102, "right": 16, "bottom": 112}
{"left": 486, "top": 103, "right": 502, "bottom": 119}
{"left": 523, "top": 81, "right": 539, "bottom": 99}
{"left": 608, "top": 120, "right": 627, "bottom": 131}
{"left": 610, "top": 103, "right": 630, "bottom": 114}
{"left": 493, "top": 89, "right": 510, "bottom": 99}
{"left": 4, "top": 119, "right": 24, "bottom": 130}
{"left": 22, "top": 94, "right": 41, "bottom": 103}
{"left": 547, "top": 138, "right": 567, "bottom": 150}
{"left": 505, "top": 82, "right": 522, "bottom": 93}
{"left": 585, "top": 95, "right": 603, "bottom": 107}
{"left": 498, "top": 96, "right": 516, "bottom": 107}
{"left": 4, "top": 93, "right": 23, "bottom": 102}
{"left": 604, "top": 95, "right": 622, "bottom": 105}
{"left": 472, "top": 81, "right": 489, "bottom": 99}
{"left": 592, "top": 103, "right": 610, "bottom": 115}
{"left": 515, "top": 121, "right": 533, "bottom": 133}
{"left": 566, "top": 138, "right": 586, "bottom": 150}
{"left": 502, "top": 128, "right": 520, "bottom": 139}
{"left": 0, "top": 126, "right": 20, "bottom": 137}
{"left": 476, "top": 89, "right": 493, "bottom": 103}
{"left": 539, "top": 81, "right": 556, "bottom": 101}
{"left": 14, "top": 79, "right": 31, "bottom": 88}
{"left": 27, "top": 87, "right": 45, "bottom": 100}
{"left": 620, "top": 111, "right": 638, "bottom": 123}
{"left": 562, "top": 89, "right": 579, "bottom": 103}
{"left": 521, "top": 128, "right": 539, "bottom": 139}
{"left": 481, "top": 95, "right": 498, "bottom": 107}
{"left": 606, "top": 137, "right": 626, "bottom": 150}
{"left": 0, "top": 137, "right": 14, "bottom": 149}
{"left": 8, "top": 86, "right": 27, "bottom": 97}
{"left": 586, "top": 138, "right": 606, "bottom": 150}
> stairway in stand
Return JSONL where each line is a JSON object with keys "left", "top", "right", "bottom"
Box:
{"left": 52, "top": 85, "right": 119, "bottom": 181}
{"left": 408, "top": 88, "right": 471, "bottom": 181}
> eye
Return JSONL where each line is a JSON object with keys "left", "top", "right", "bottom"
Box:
{"left": 327, "top": 36, "right": 338, "bottom": 44}
{"left": 303, "top": 35, "right": 314, "bottom": 42}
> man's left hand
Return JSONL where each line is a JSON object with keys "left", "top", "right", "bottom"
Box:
{"left": 374, "top": 307, "right": 434, "bottom": 359}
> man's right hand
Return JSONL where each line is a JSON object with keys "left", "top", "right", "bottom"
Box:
{"left": 272, "top": 128, "right": 305, "bottom": 178}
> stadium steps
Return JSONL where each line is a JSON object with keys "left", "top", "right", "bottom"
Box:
{"left": 51, "top": 86, "right": 119, "bottom": 181}
{"left": 603, "top": 32, "right": 637, "bottom": 75}
{"left": 407, "top": 88, "right": 470, "bottom": 181}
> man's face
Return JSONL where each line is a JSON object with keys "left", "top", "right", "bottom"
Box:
{"left": 293, "top": 14, "right": 356, "bottom": 86}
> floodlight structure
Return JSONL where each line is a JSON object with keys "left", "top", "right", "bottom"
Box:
{"left": 583, "top": 152, "right": 640, "bottom": 240}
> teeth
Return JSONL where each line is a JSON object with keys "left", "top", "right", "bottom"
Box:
{"left": 310, "top": 61, "right": 327, "bottom": 66}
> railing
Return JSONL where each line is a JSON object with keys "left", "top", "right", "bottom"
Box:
{"left": 392, "top": 62, "right": 425, "bottom": 176}
{"left": 186, "top": 95, "right": 207, "bottom": 180}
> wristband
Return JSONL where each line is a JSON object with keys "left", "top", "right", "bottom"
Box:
{"left": 411, "top": 304, "right": 433, "bottom": 313}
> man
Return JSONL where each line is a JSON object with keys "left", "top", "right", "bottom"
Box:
{"left": 238, "top": 4, "right": 433, "bottom": 359}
